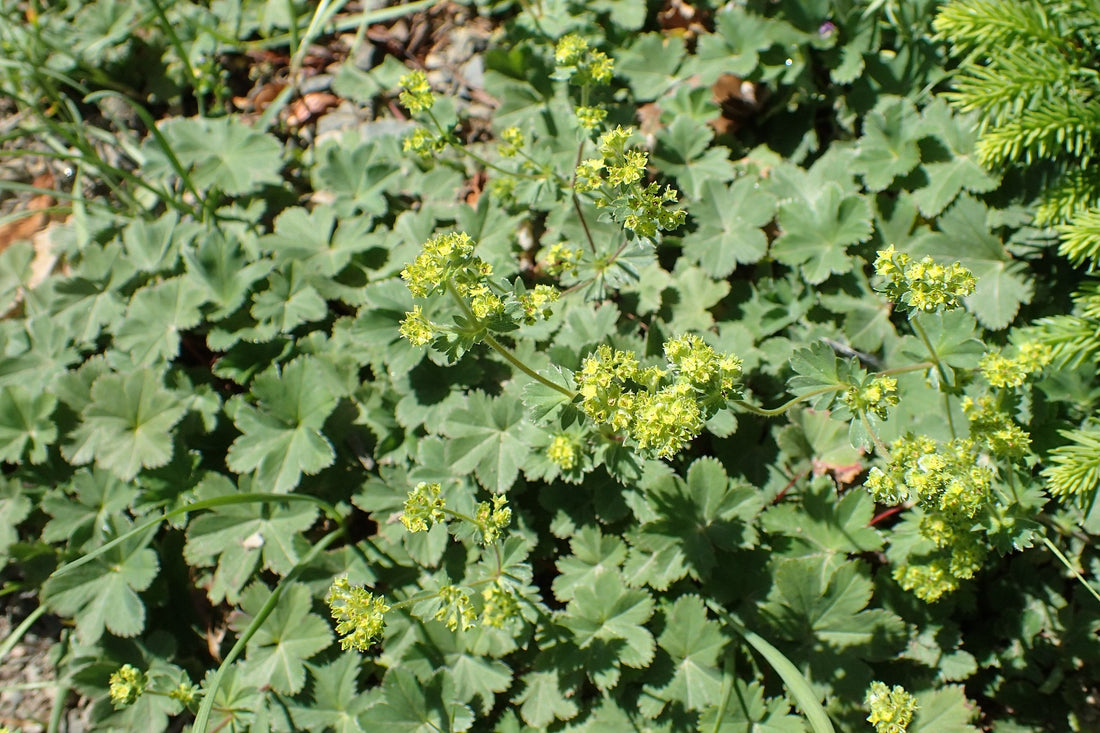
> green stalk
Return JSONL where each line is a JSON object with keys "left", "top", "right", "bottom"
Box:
{"left": 49, "top": 493, "right": 343, "bottom": 580}
{"left": 733, "top": 386, "right": 843, "bottom": 417}
{"left": 733, "top": 362, "right": 935, "bottom": 418}
{"left": 485, "top": 334, "right": 577, "bottom": 399}
{"left": 706, "top": 601, "right": 836, "bottom": 733}
{"left": 0, "top": 604, "right": 46, "bottom": 664}
{"left": 145, "top": 0, "right": 204, "bottom": 116}
{"left": 445, "top": 281, "right": 577, "bottom": 399}
{"left": 909, "top": 316, "right": 957, "bottom": 437}
{"left": 1041, "top": 535, "right": 1100, "bottom": 605}
{"left": 192, "top": 529, "right": 343, "bottom": 732}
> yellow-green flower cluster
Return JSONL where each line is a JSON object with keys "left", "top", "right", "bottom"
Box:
{"left": 868, "top": 435, "right": 994, "bottom": 602}
{"left": 963, "top": 396, "right": 1031, "bottom": 459}
{"left": 575, "top": 105, "right": 607, "bottom": 130}
{"left": 475, "top": 495, "right": 512, "bottom": 544}
{"left": 398, "top": 305, "right": 435, "bottom": 346}
{"left": 574, "top": 158, "right": 606, "bottom": 193}
{"left": 519, "top": 284, "right": 560, "bottom": 324}
{"left": 108, "top": 664, "right": 146, "bottom": 707}
{"left": 401, "top": 231, "right": 478, "bottom": 298}
{"left": 843, "top": 375, "right": 899, "bottom": 420}
{"left": 575, "top": 337, "right": 742, "bottom": 459}
{"left": 402, "top": 127, "right": 444, "bottom": 157}
{"left": 398, "top": 70, "right": 434, "bottom": 113}
{"left": 399, "top": 232, "right": 561, "bottom": 347}
{"left": 548, "top": 434, "right": 579, "bottom": 470}
{"left": 169, "top": 681, "right": 199, "bottom": 706}
{"left": 497, "top": 126, "right": 524, "bottom": 157}
{"left": 435, "top": 585, "right": 477, "bottom": 632}
{"left": 894, "top": 559, "right": 960, "bottom": 603}
{"left": 401, "top": 481, "right": 447, "bottom": 532}
{"left": 482, "top": 582, "right": 522, "bottom": 628}
{"left": 866, "top": 435, "right": 992, "bottom": 514}
{"left": 664, "top": 334, "right": 744, "bottom": 394}
{"left": 573, "top": 124, "right": 688, "bottom": 239}
{"left": 607, "top": 149, "right": 648, "bottom": 186}
{"left": 622, "top": 182, "right": 687, "bottom": 238}
{"left": 554, "top": 33, "right": 614, "bottom": 85}
{"left": 979, "top": 342, "right": 1053, "bottom": 388}
{"left": 873, "top": 245, "right": 976, "bottom": 313}
{"left": 326, "top": 576, "right": 389, "bottom": 651}
{"left": 631, "top": 382, "right": 704, "bottom": 457}
{"left": 543, "top": 242, "right": 582, "bottom": 275}
{"left": 866, "top": 681, "right": 918, "bottom": 733}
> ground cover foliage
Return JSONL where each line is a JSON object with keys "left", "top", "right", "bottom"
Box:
{"left": 1, "top": 0, "right": 1099, "bottom": 730}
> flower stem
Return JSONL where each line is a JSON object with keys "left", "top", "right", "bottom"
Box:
{"left": 733, "top": 386, "right": 843, "bottom": 417}
{"left": 910, "top": 317, "right": 957, "bottom": 438}
{"left": 861, "top": 411, "right": 892, "bottom": 460}
{"left": 485, "top": 334, "right": 577, "bottom": 399}
{"left": 445, "top": 280, "right": 577, "bottom": 400}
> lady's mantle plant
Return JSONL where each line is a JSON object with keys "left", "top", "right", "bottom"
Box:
{"left": 4, "top": 0, "right": 1100, "bottom": 731}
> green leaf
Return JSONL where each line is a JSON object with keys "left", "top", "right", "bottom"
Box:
{"left": 687, "top": 7, "right": 779, "bottom": 82}
{"left": 0, "top": 384, "right": 56, "bottom": 464}
{"left": 921, "top": 195, "right": 1033, "bottom": 330}
{"left": 588, "top": 0, "right": 646, "bottom": 30}
{"left": 367, "top": 668, "right": 474, "bottom": 732}
{"left": 400, "top": 623, "right": 514, "bottom": 716}
{"left": 645, "top": 596, "right": 727, "bottom": 712}
{"left": 0, "top": 483, "right": 30, "bottom": 560}
{"left": 515, "top": 670, "right": 579, "bottom": 729}
{"left": 41, "top": 522, "right": 159, "bottom": 645}
{"left": 353, "top": 279, "right": 426, "bottom": 379}
{"left": 561, "top": 570, "right": 655, "bottom": 669}
{"left": 119, "top": 211, "right": 187, "bottom": 273}
{"left": 441, "top": 392, "right": 533, "bottom": 493}
{"left": 43, "top": 245, "right": 130, "bottom": 346}
{"left": 249, "top": 262, "right": 329, "bottom": 332}
{"left": 226, "top": 356, "right": 340, "bottom": 493}
{"left": 312, "top": 136, "right": 400, "bottom": 218}
{"left": 786, "top": 342, "right": 852, "bottom": 410}
{"left": 42, "top": 468, "right": 138, "bottom": 550}
{"left": 183, "top": 473, "right": 318, "bottom": 604}
{"left": 614, "top": 33, "right": 687, "bottom": 102}
{"left": 258, "top": 205, "right": 375, "bottom": 277}
{"left": 663, "top": 263, "right": 731, "bottom": 333}
{"left": 912, "top": 100, "right": 999, "bottom": 217}
{"left": 237, "top": 582, "right": 334, "bottom": 696}
{"left": 853, "top": 96, "right": 922, "bottom": 192}
{"left": 772, "top": 183, "right": 873, "bottom": 284}
{"left": 552, "top": 525, "right": 627, "bottom": 602}
{"left": 900, "top": 310, "right": 985, "bottom": 385}
{"left": 629, "top": 458, "right": 761, "bottom": 585}
{"left": 145, "top": 116, "right": 284, "bottom": 195}
{"left": 761, "top": 475, "right": 883, "bottom": 556}
{"left": 288, "top": 654, "right": 372, "bottom": 733}
{"left": 184, "top": 229, "right": 273, "bottom": 319}
{"left": 114, "top": 276, "right": 208, "bottom": 366}
{"left": 761, "top": 557, "right": 901, "bottom": 649}
{"left": 682, "top": 177, "right": 776, "bottom": 277}
{"left": 698, "top": 679, "right": 806, "bottom": 733}
{"left": 62, "top": 369, "right": 187, "bottom": 481}
{"left": 910, "top": 686, "right": 979, "bottom": 733}
{"left": 653, "top": 117, "right": 736, "bottom": 199}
